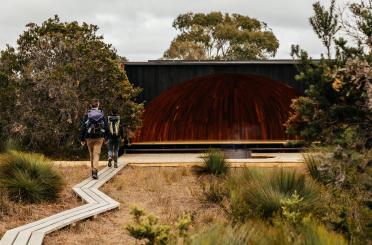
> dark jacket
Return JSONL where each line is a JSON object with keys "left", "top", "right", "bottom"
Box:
{"left": 107, "top": 114, "right": 125, "bottom": 140}
{"left": 79, "top": 108, "right": 109, "bottom": 141}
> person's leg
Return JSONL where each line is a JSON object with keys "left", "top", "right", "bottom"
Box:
{"left": 92, "top": 138, "right": 104, "bottom": 168}
{"left": 107, "top": 139, "right": 113, "bottom": 167}
{"left": 86, "top": 139, "right": 94, "bottom": 168}
{"left": 113, "top": 138, "right": 120, "bottom": 167}
{"left": 86, "top": 139, "right": 98, "bottom": 179}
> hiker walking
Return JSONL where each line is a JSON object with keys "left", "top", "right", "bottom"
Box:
{"left": 80, "top": 99, "right": 108, "bottom": 179}
{"left": 107, "top": 108, "right": 125, "bottom": 168}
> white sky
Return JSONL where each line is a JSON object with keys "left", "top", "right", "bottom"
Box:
{"left": 0, "top": 0, "right": 350, "bottom": 61}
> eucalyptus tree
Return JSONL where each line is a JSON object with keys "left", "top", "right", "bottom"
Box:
{"left": 163, "top": 12, "right": 279, "bottom": 60}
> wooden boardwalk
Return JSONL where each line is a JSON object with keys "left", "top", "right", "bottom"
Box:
{"left": 0, "top": 162, "right": 126, "bottom": 245}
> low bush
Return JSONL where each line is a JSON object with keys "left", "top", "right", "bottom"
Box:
{"left": 304, "top": 147, "right": 372, "bottom": 190}
{"left": 190, "top": 220, "right": 347, "bottom": 245}
{"left": 228, "top": 168, "right": 321, "bottom": 220}
{"left": 304, "top": 147, "right": 372, "bottom": 244}
{"left": 195, "top": 149, "right": 229, "bottom": 176}
{"left": 125, "top": 206, "right": 192, "bottom": 245}
{"left": 0, "top": 150, "right": 64, "bottom": 203}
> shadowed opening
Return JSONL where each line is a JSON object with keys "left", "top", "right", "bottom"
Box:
{"left": 134, "top": 73, "right": 299, "bottom": 142}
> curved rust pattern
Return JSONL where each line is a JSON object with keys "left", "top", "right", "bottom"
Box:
{"left": 134, "top": 73, "right": 299, "bottom": 142}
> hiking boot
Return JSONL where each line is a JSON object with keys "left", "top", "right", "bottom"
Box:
{"left": 108, "top": 158, "right": 112, "bottom": 167}
{"left": 92, "top": 169, "right": 98, "bottom": 179}
{"left": 114, "top": 162, "right": 118, "bottom": 168}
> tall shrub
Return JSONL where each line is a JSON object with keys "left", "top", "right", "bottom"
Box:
{"left": 0, "top": 16, "right": 143, "bottom": 157}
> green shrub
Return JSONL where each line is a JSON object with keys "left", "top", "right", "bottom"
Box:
{"left": 228, "top": 168, "right": 321, "bottom": 220}
{"left": 196, "top": 149, "right": 229, "bottom": 176}
{"left": 190, "top": 220, "right": 347, "bottom": 245}
{"left": 189, "top": 223, "right": 262, "bottom": 245}
{"left": 304, "top": 147, "right": 372, "bottom": 244}
{"left": 0, "top": 150, "right": 64, "bottom": 203}
{"left": 304, "top": 147, "right": 372, "bottom": 190}
{"left": 301, "top": 221, "right": 348, "bottom": 245}
{"left": 125, "top": 206, "right": 192, "bottom": 245}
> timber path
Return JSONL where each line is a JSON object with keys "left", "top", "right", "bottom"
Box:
{"left": 0, "top": 161, "right": 126, "bottom": 245}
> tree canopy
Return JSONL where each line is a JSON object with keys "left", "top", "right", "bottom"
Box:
{"left": 0, "top": 15, "right": 143, "bottom": 157}
{"left": 163, "top": 12, "right": 279, "bottom": 60}
{"left": 309, "top": 0, "right": 340, "bottom": 58}
{"left": 286, "top": 1, "right": 371, "bottom": 149}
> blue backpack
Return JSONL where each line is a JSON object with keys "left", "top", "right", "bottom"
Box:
{"left": 85, "top": 109, "right": 105, "bottom": 137}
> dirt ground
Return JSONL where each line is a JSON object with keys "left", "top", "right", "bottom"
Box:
{"left": 0, "top": 165, "right": 90, "bottom": 237}
{"left": 44, "top": 167, "right": 226, "bottom": 245}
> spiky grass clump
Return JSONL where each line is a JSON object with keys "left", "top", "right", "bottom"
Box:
{"left": 0, "top": 150, "right": 63, "bottom": 203}
{"left": 303, "top": 153, "right": 322, "bottom": 181}
{"left": 196, "top": 149, "right": 229, "bottom": 176}
{"left": 229, "top": 168, "right": 321, "bottom": 219}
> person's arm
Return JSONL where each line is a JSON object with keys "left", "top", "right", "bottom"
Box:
{"left": 103, "top": 116, "right": 109, "bottom": 141}
{"left": 79, "top": 114, "right": 88, "bottom": 143}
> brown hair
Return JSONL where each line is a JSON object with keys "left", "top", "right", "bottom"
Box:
{"left": 91, "top": 99, "right": 100, "bottom": 108}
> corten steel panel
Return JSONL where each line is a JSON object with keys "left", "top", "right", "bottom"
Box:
{"left": 133, "top": 73, "right": 299, "bottom": 142}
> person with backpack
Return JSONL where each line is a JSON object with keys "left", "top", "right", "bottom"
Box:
{"left": 80, "top": 99, "right": 108, "bottom": 179}
{"left": 107, "top": 108, "right": 125, "bottom": 168}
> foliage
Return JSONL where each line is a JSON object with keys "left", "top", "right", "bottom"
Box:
{"left": 0, "top": 15, "right": 143, "bottom": 158}
{"left": 0, "top": 150, "right": 63, "bottom": 203}
{"left": 339, "top": 0, "right": 372, "bottom": 51}
{"left": 228, "top": 169, "right": 320, "bottom": 220}
{"left": 319, "top": 188, "right": 372, "bottom": 244}
{"left": 304, "top": 147, "right": 372, "bottom": 244}
{"left": 305, "top": 147, "right": 372, "bottom": 190}
{"left": 163, "top": 12, "right": 279, "bottom": 60}
{"left": 126, "top": 206, "right": 192, "bottom": 245}
{"left": 280, "top": 191, "right": 304, "bottom": 224}
{"left": 285, "top": 1, "right": 372, "bottom": 148}
{"left": 300, "top": 220, "right": 348, "bottom": 245}
{"left": 190, "top": 220, "right": 347, "bottom": 245}
{"left": 190, "top": 223, "right": 265, "bottom": 245}
{"left": 0, "top": 56, "right": 17, "bottom": 149}
{"left": 285, "top": 54, "right": 371, "bottom": 148}
{"left": 309, "top": 0, "right": 340, "bottom": 58}
{"left": 195, "top": 149, "right": 229, "bottom": 176}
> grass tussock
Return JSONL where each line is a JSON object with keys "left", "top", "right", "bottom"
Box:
{"left": 195, "top": 149, "right": 229, "bottom": 176}
{"left": 228, "top": 168, "right": 321, "bottom": 220}
{"left": 0, "top": 150, "right": 64, "bottom": 203}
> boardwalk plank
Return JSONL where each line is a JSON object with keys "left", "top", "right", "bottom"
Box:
{"left": 0, "top": 162, "right": 125, "bottom": 245}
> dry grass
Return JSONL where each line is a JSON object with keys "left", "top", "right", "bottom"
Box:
{"left": 0, "top": 165, "right": 90, "bottom": 237}
{"left": 44, "top": 167, "right": 226, "bottom": 245}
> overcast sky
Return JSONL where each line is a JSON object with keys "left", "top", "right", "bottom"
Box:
{"left": 0, "top": 0, "right": 350, "bottom": 61}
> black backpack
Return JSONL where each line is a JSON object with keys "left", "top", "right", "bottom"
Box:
{"left": 85, "top": 109, "right": 105, "bottom": 137}
{"left": 108, "top": 115, "right": 120, "bottom": 138}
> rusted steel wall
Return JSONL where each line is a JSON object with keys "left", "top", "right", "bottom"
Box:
{"left": 133, "top": 73, "right": 299, "bottom": 142}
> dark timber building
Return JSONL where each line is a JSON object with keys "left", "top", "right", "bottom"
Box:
{"left": 124, "top": 60, "right": 304, "bottom": 148}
